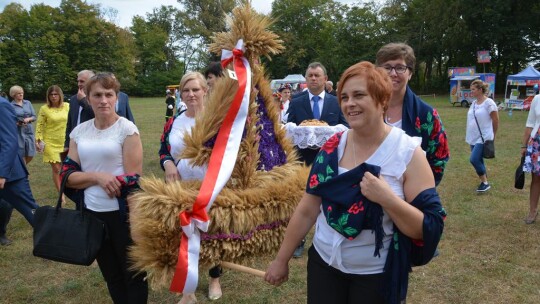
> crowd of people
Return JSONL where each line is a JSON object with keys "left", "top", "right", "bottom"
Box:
{"left": 0, "top": 40, "right": 536, "bottom": 303}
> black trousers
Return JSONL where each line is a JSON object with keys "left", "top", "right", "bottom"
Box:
{"left": 88, "top": 210, "right": 148, "bottom": 304}
{"left": 307, "top": 246, "right": 385, "bottom": 304}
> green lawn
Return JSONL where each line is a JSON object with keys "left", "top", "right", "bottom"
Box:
{"left": 0, "top": 96, "right": 539, "bottom": 304}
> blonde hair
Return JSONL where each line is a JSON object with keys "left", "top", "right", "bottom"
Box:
{"left": 180, "top": 72, "right": 209, "bottom": 92}
{"left": 471, "top": 79, "right": 489, "bottom": 94}
{"left": 9, "top": 85, "right": 23, "bottom": 98}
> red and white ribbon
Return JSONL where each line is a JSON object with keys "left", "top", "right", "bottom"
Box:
{"left": 170, "top": 39, "right": 251, "bottom": 294}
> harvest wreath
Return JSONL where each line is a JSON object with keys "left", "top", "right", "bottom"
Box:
{"left": 128, "top": 1, "right": 309, "bottom": 291}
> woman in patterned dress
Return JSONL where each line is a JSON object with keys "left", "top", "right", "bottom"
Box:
{"left": 35, "top": 85, "right": 70, "bottom": 200}
{"left": 521, "top": 90, "right": 540, "bottom": 224}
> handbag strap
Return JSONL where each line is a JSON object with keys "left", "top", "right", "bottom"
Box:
{"left": 472, "top": 102, "right": 485, "bottom": 143}
{"left": 57, "top": 170, "right": 75, "bottom": 210}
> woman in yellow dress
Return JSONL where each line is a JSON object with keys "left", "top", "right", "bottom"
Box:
{"left": 35, "top": 85, "right": 69, "bottom": 198}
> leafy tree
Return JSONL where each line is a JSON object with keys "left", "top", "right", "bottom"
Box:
{"left": 0, "top": 3, "right": 33, "bottom": 95}
{"left": 130, "top": 7, "right": 187, "bottom": 96}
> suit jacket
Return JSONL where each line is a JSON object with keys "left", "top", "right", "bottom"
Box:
{"left": 64, "top": 91, "right": 135, "bottom": 148}
{"left": 0, "top": 97, "right": 28, "bottom": 182}
{"left": 116, "top": 92, "right": 135, "bottom": 123}
{"left": 287, "top": 92, "right": 349, "bottom": 127}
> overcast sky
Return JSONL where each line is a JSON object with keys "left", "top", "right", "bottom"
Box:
{"left": 0, "top": 0, "right": 273, "bottom": 28}
{"left": 1, "top": 1, "right": 362, "bottom": 28}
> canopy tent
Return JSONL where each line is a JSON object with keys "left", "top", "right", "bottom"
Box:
{"left": 505, "top": 66, "right": 540, "bottom": 110}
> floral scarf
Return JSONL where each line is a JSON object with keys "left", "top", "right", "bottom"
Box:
{"left": 306, "top": 131, "right": 385, "bottom": 257}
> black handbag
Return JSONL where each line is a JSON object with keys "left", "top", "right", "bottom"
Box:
{"left": 483, "top": 140, "right": 495, "bottom": 159}
{"left": 515, "top": 156, "right": 526, "bottom": 189}
{"left": 33, "top": 171, "right": 105, "bottom": 266}
{"left": 472, "top": 103, "right": 495, "bottom": 159}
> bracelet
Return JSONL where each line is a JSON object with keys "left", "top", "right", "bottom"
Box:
{"left": 163, "top": 159, "right": 172, "bottom": 166}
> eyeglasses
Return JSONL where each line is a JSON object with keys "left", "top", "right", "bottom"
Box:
{"left": 381, "top": 65, "right": 410, "bottom": 74}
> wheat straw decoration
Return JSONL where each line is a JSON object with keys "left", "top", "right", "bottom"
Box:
{"left": 128, "top": 0, "right": 309, "bottom": 291}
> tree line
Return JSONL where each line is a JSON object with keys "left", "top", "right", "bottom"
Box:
{"left": 0, "top": 0, "right": 538, "bottom": 99}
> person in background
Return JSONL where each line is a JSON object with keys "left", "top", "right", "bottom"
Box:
{"left": 10, "top": 85, "right": 37, "bottom": 164}
{"left": 159, "top": 72, "right": 222, "bottom": 303}
{"left": 35, "top": 85, "right": 70, "bottom": 203}
{"left": 325, "top": 80, "right": 336, "bottom": 96}
{"left": 204, "top": 61, "right": 224, "bottom": 90}
{"left": 265, "top": 61, "right": 445, "bottom": 304}
{"left": 0, "top": 95, "right": 39, "bottom": 246}
{"left": 278, "top": 83, "right": 292, "bottom": 124}
{"left": 465, "top": 79, "right": 498, "bottom": 192}
{"left": 287, "top": 62, "right": 349, "bottom": 165}
{"left": 63, "top": 73, "right": 147, "bottom": 303}
{"left": 110, "top": 73, "right": 135, "bottom": 123}
{"left": 375, "top": 43, "right": 449, "bottom": 187}
{"left": 286, "top": 62, "right": 349, "bottom": 258}
{"left": 165, "top": 90, "right": 175, "bottom": 122}
{"left": 521, "top": 88, "right": 540, "bottom": 223}
{"left": 65, "top": 70, "right": 95, "bottom": 149}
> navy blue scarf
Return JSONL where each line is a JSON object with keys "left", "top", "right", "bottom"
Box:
{"left": 306, "top": 131, "right": 385, "bottom": 257}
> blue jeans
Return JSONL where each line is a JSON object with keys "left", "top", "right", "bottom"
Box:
{"left": 470, "top": 144, "right": 486, "bottom": 176}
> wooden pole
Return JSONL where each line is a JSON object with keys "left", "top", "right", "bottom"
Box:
{"left": 221, "top": 261, "right": 265, "bottom": 278}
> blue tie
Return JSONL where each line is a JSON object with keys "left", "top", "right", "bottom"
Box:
{"left": 312, "top": 95, "right": 321, "bottom": 120}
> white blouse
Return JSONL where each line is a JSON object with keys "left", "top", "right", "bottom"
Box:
{"left": 312, "top": 128, "right": 421, "bottom": 274}
{"left": 70, "top": 117, "right": 139, "bottom": 212}
{"left": 526, "top": 95, "right": 540, "bottom": 138}
{"left": 465, "top": 98, "right": 498, "bottom": 145}
{"left": 168, "top": 112, "right": 207, "bottom": 180}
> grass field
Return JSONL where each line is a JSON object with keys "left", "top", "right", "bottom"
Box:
{"left": 1, "top": 95, "right": 539, "bottom": 304}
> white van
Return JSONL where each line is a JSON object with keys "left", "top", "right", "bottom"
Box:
{"left": 270, "top": 74, "right": 307, "bottom": 92}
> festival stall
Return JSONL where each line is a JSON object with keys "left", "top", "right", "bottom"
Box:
{"left": 129, "top": 2, "right": 310, "bottom": 294}
{"left": 448, "top": 67, "right": 495, "bottom": 107}
{"left": 505, "top": 66, "right": 540, "bottom": 110}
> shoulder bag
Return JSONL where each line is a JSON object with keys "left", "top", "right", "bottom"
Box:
{"left": 33, "top": 171, "right": 105, "bottom": 266}
{"left": 473, "top": 103, "right": 495, "bottom": 159}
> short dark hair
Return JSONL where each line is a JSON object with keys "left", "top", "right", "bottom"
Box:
{"left": 376, "top": 43, "right": 416, "bottom": 74}
{"left": 85, "top": 73, "right": 120, "bottom": 96}
{"left": 306, "top": 62, "right": 327, "bottom": 76}
{"left": 204, "top": 62, "right": 223, "bottom": 79}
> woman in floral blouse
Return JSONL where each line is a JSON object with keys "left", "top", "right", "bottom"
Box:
{"left": 265, "top": 62, "right": 445, "bottom": 304}
{"left": 376, "top": 43, "right": 449, "bottom": 186}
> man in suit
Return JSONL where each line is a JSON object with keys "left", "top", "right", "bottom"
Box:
{"left": 64, "top": 70, "right": 135, "bottom": 148}
{"left": 287, "top": 63, "right": 348, "bottom": 258}
{"left": 0, "top": 96, "right": 39, "bottom": 245}
{"left": 287, "top": 62, "right": 348, "bottom": 165}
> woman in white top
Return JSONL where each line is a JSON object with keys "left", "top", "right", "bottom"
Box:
{"left": 465, "top": 79, "right": 499, "bottom": 192}
{"left": 521, "top": 91, "right": 540, "bottom": 223}
{"left": 265, "top": 61, "right": 445, "bottom": 304}
{"left": 159, "top": 72, "right": 223, "bottom": 303}
{"left": 65, "top": 73, "right": 147, "bottom": 303}
{"left": 278, "top": 83, "right": 292, "bottom": 123}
